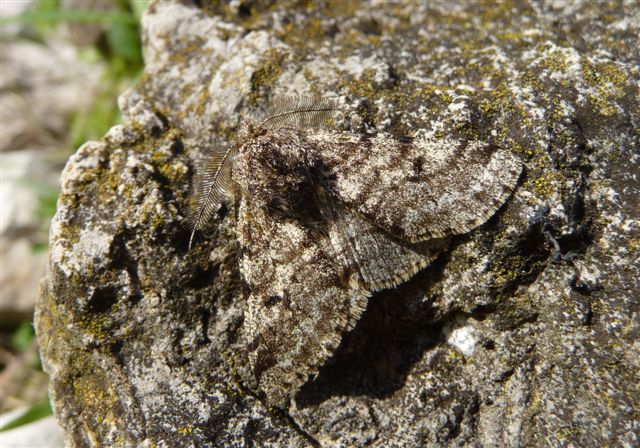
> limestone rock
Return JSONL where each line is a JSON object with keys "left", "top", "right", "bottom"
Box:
{"left": 36, "top": 1, "right": 639, "bottom": 447}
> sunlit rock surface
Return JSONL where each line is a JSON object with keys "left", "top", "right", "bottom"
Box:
{"left": 36, "top": 1, "right": 638, "bottom": 447}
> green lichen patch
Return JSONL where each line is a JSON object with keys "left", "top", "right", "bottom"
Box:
{"left": 249, "top": 48, "right": 287, "bottom": 105}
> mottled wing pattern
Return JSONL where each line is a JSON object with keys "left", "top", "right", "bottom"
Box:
{"left": 316, "top": 190, "right": 449, "bottom": 292}
{"left": 308, "top": 131, "right": 523, "bottom": 242}
{"left": 237, "top": 196, "right": 368, "bottom": 407}
{"left": 235, "top": 132, "right": 368, "bottom": 407}
{"left": 232, "top": 127, "right": 521, "bottom": 407}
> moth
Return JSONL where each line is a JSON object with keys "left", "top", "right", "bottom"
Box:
{"left": 189, "top": 97, "right": 522, "bottom": 407}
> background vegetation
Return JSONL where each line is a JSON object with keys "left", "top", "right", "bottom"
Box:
{"left": 0, "top": 0, "right": 147, "bottom": 435}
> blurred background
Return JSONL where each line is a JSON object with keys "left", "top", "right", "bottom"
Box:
{"left": 0, "top": 0, "right": 147, "bottom": 445}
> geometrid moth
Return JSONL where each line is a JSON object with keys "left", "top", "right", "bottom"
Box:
{"left": 189, "top": 97, "right": 522, "bottom": 407}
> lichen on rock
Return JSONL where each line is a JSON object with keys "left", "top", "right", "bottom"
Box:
{"left": 36, "top": 1, "right": 639, "bottom": 447}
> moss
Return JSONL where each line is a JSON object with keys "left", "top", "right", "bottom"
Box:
{"left": 302, "top": 67, "right": 322, "bottom": 97}
{"left": 249, "top": 48, "right": 286, "bottom": 105}
{"left": 516, "top": 71, "right": 543, "bottom": 94}
{"left": 148, "top": 209, "right": 166, "bottom": 231}
{"left": 77, "top": 306, "right": 115, "bottom": 343}
{"left": 492, "top": 261, "right": 521, "bottom": 287}
{"left": 495, "top": 31, "right": 527, "bottom": 46}
{"left": 581, "top": 59, "right": 627, "bottom": 89}
{"left": 336, "top": 29, "right": 380, "bottom": 53}
{"left": 580, "top": 59, "right": 628, "bottom": 117}
{"left": 445, "top": 348, "right": 465, "bottom": 364}
{"left": 57, "top": 221, "right": 81, "bottom": 245}
{"left": 334, "top": 66, "right": 410, "bottom": 128}
{"left": 79, "top": 316, "right": 108, "bottom": 342}
{"left": 528, "top": 170, "right": 560, "bottom": 198}
{"left": 222, "top": 346, "right": 252, "bottom": 398}
{"left": 93, "top": 154, "right": 131, "bottom": 206}
{"left": 195, "top": 86, "right": 210, "bottom": 118}
{"left": 337, "top": 68, "right": 381, "bottom": 100}
{"left": 138, "top": 38, "right": 217, "bottom": 122}
{"left": 164, "top": 38, "right": 208, "bottom": 67}
{"left": 277, "top": 17, "right": 325, "bottom": 53}
{"left": 36, "top": 289, "right": 62, "bottom": 357}
{"left": 72, "top": 370, "right": 123, "bottom": 432}
{"left": 158, "top": 161, "right": 187, "bottom": 185}
{"left": 539, "top": 48, "right": 570, "bottom": 73}
{"left": 149, "top": 133, "right": 188, "bottom": 185}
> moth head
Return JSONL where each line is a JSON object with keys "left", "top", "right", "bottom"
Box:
{"left": 236, "top": 122, "right": 254, "bottom": 142}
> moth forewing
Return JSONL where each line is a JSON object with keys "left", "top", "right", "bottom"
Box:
{"left": 307, "top": 132, "right": 523, "bottom": 243}
{"left": 186, "top": 98, "right": 522, "bottom": 407}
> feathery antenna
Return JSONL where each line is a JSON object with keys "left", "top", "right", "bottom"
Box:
{"left": 188, "top": 96, "right": 342, "bottom": 250}
{"left": 259, "top": 96, "right": 342, "bottom": 130}
{"left": 188, "top": 144, "right": 237, "bottom": 250}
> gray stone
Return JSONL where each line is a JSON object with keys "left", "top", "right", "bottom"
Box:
{"left": 1, "top": 151, "right": 52, "bottom": 315}
{"left": 36, "top": 1, "right": 639, "bottom": 447}
{"left": 0, "top": 40, "right": 103, "bottom": 152}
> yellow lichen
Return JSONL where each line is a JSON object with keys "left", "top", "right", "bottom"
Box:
{"left": 249, "top": 48, "right": 286, "bottom": 105}
{"left": 581, "top": 59, "right": 628, "bottom": 117}
{"left": 177, "top": 424, "right": 194, "bottom": 435}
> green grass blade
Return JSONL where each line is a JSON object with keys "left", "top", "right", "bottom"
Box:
{"left": 0, "top": 401, "right": 53, "bottom": 432}
{"left": 11, "top": 321, "right": 35, "bottom": 353}
{"left": 0, "top": 9, "right": 138, "bottom": 26}
{"left": 129, "top": 0, "right": 149, "bottom": 20}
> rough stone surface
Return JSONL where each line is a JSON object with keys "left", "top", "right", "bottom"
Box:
{"left": 36, "top": 1, "right": 639, "bottom": 447}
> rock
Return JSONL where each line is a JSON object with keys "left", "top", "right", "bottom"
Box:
{"left": 0, "top": 150, "right": 53, "bottom": 316}
{"left": 36, "top": 1, "right": 639, "bottom": 447}
{"left": 0, "top": 238, "right": 48, "bottom": 316}
{"left": 0, "top": 39, "right": 103, "bottom": 152}
{"left": 0, "top": 0, "right": 33, "bottom": 37}
{"left": 0, "top": 150, "right": 43, "bottom": 236}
